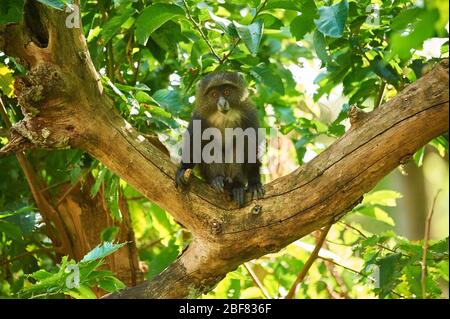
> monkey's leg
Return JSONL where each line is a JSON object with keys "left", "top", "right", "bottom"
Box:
{"left": 247, "top": 162, "right": 265, "bottom": 200}
{"left": 231, "top": 181, "right": 245, "bottom": 208}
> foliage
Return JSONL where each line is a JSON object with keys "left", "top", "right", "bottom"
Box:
{"left": 19, "top": 242, "right": 127, "bottom": 299}
{"left": 0, "top": 0, "right": 448, "bottom": 299}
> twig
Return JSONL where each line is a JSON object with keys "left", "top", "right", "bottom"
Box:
{"left": 322, "top": 241, "right": 351, "bottom": 299}
{"left": 319, "top": 256, "right": 406, "bottom": 299}
{"left": 244, "top": 263, "right": 271, "bottom": 299}
{"left": 126, "top": 196, "right": 146, "bottom": 201}
{"left": 285, "top": 223, "right": 333, "bottom": 299}
{"left": 220, "top": 0, "right": 269, "bottom": 64}
{"left": 325, "top": 282, "right": 344, "bottom": 299}
{"left": 0, "top": 97, "right": 74, "bottom": 259}
{"left": 340, "top": 222, "right": 399, "bottom": 254}
{"left": 374, "top": 81, "right": 386, "bottom": 109}
{"left": 421, "top": 189, "right": 442, "bottom": 299}
{"left": 139, "top": 230, "right": 180, "bottom": 251}
{"left": 182, "top": 0, "right": 222, "bottom": 62}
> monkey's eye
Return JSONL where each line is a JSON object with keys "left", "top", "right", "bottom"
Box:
{"left": 223, "top": 89, "right": 230, "bottom": 97}
{"left": 211, "top": 91, "right": 219, "bottom": 98}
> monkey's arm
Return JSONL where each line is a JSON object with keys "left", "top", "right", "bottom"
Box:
{"left": 175, "top": 113, "right": 201, "bottom": 187}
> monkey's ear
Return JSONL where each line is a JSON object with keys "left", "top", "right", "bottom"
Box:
{"left": 237, "top": 72, "right": 246, "bottom": 84}
{"left": 196, "top": 80, "right": 205, "bottom": 96}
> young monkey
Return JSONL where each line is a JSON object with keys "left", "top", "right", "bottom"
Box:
{"left": 175, "top": 71, "right": 265, "bottom": 207}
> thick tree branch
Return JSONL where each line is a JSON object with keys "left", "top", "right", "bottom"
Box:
{"left": 0, "top": 2, "right": 448, "bottom": 298}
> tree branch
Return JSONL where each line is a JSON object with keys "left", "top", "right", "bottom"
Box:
{"left": 421, "top": 189, "right": 442, "bottom": 298}
{"left": 285, "top": 224, "right": 332, "bottom": 299}
{"left": 182, "top": 0, "right": 222, "bottom": 62}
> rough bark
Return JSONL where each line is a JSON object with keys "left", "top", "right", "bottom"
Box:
{"left": 0, "top": 1, "right": 448, "bottom": 298}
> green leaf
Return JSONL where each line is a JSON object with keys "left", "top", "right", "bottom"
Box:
{"left": 356, "top": 206, "right": 396, "bottom": 226}
{"left": 143, "top": 103, "right": 173, "bottom": 119}
{"left": 429, "top": 237, "right": 449, "bottom": 255}
{"left": 429, "top": 135, "right": 448, "bottom": 156}
{"left": 413, "top": 146, "right": 425, "bottom": 167}
{"left": 233, "top": 20, "right": 264, "bottom": 56}
{"left": 98, "top": 276, "right": 126, "bottom": 293}
{"left": 0, "top": 63, "right": 15, "bottom": 97}
{"left": 90, "top": 167, "right": 108, "bottom": 198}
{"left": 135, "top": 91, "right": 155, "bottom": 104}
{"left": 371, "top": 56, "right": 401, "bottom": 85}
{"left": 388, "top": 9, "right": 439, "bottom": 60}
{"left": 363, "top": 190, "right": 402, "bottom": 207}
{"left": 150, "top": 204, "right": 173, "bottom": 236}
{"left": 102, "top": 7, "right": 136, "bottom": 43}
{"left": 0, "top": 220, "right": 22, "bottom": 240}
{"left": 67, "top": 284, "right": 97, "bottom": 299}
{"left": 0, "top": 0, "right": 25, "bottom": 24}
{"left": 265, "top": 0, "right": 301, "bottom": 11}
{"left": 209, "top": 11, "right": 238, "bottom": 37}
{"left": 114, "top": 83, "right": 151, "bottom": 93}
{"left": 152, "top": 89, "right": 181, "bottom": 112}
{"left": 290, "top": 0, "right": 317, "bottom": 40}
{"left": 80, "top": 242, "right": 127, "bottom": 263}
{"left": 250, "top": 64, "right": 285, "bottom": 95}
{"left": 313, "top": 30, "right": 331, "bottom": 63}
{"left": 148, "top": 239, "right": 179, "bottom": 280}
{"left": 30, "top": 269, "right": 54, "bottom": 281}
{"left": 390, "top": 7, "right": 423, "bottom": 31}
{"left": 100, "top": 226, "right": 119, "bottom": 242}
{"left": 377, "top": 253, "right": 403, "bottom": 298}
{"left": 256, "top": 13, "right": 284, "bottom": 30}
{"left": 135, "top": 4, "right": 185, "bottom": 45}
{"left": 314, "top": 0, "right": 348, "bottom": 38}
{"left": 36, "top": 0, "right": 69, "bottom": 11}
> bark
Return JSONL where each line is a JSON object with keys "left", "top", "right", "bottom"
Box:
{"left": 0, "top": 1, "right": 448, "bottom": 298}
{"left": 56, "top": 175, "right": 144, "bottom": 288}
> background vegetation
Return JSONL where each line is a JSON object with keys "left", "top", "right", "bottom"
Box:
{"left": 0, "top": 0, "right": 448, "bottom": 299}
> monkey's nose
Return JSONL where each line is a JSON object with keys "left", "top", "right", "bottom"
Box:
{"left": 217, "top": 96, "right": 230, "bottom": 113}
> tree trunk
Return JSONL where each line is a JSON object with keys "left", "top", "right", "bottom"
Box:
{"left": 56, "top": 174, "right": 143, "bottom": 289}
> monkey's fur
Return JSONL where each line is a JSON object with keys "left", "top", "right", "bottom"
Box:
{"left": 176, "top": 71, "right": 265, "bottom": 207}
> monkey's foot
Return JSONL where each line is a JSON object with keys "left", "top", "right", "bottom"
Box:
{"left": 248, "top": 182, "right": 265, "bottom": 200}
{"left": 232, "top": 185, "right": 245, "bottom": 208}
{"left": 211, "top": 176, "right": 227, "bottom": 193}
{"left": 175, "top": 167, "right": 189, "bottom": 187}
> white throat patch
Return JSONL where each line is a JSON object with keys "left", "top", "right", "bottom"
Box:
{"left": 208, "top": 109, "right": 241, "bottom": 131}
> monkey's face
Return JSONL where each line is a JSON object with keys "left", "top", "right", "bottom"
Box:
{"left": 196, "top": 72, "right": 248, "bottom": 117}
{"left": 204, "top": 84, "right": 244, "bottom": 115}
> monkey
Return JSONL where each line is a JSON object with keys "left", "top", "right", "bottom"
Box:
{"left": 175, "top": 71, "right": 265, "bottom": 207}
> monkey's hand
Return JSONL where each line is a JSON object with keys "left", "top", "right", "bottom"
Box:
{"left": 211, "top": 176, "right": 226, "bottom": 193}
{"left": 248, "top": 182, "right": 265, "bottom": 200}
{"left": 175, "top": 166, "right": 190, "bottom": 187}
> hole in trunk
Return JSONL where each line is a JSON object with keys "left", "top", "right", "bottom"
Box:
{"left": 24, "top": 0, "right": 49, "bottom": 48}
